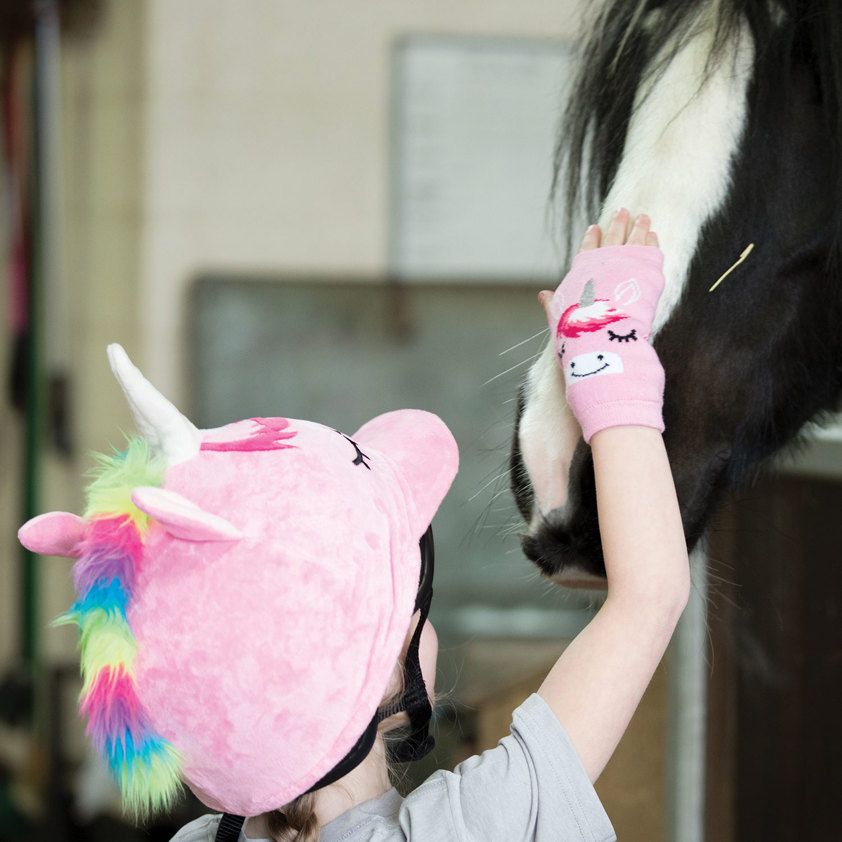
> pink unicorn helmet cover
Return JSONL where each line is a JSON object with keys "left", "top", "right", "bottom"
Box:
{"left": 18, "top": 344, "right": 458, "bottom": 817}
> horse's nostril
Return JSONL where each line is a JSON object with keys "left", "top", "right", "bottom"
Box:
{"left": 555, "top": 531, "right": 573, "bottom": 549}
{"left": 520, "top": 534, "right": 539, "bottom": 562}
{"left": 520, "top": 514, "right": 606, "bottom": 580}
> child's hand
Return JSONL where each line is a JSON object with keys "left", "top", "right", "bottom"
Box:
{"left": 578, "top": 208, "right": 660, "bottom": 252}
{"left": 539, "top": 209, "right": 666, "bottom": 443}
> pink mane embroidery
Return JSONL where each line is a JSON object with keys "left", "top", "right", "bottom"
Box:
{"left": 200, "top": 418, "right": 298, "bottom": 453}
{"left": 558, "top": 299, "right": 628, "bottom": 339}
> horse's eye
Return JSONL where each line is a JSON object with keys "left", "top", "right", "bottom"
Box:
{"left": 608, "top": 328, "right": 638, "bottom": 343}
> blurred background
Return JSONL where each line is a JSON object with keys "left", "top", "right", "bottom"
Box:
{"left": 1, "top": 2, "right": 839, "bottom": 841}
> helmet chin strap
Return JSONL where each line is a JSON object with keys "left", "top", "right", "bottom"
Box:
{"left": 214, "top": 529, "right": 437, "bottom": 842}
{"left": 377, "top": 528, "right": 436, "bottom": 763}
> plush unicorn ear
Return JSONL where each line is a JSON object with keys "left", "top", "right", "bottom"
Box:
{"left": 18, "top": 512, "right": 84, "bottom": 558}
{"left": 107, "top": 344, "right": 202, "bottom": 467}
{"left": 353, "top": 409, "right": 458, "bottom": 538}
{"left": 131, "top": 487, "right": 242, "bottom": 542}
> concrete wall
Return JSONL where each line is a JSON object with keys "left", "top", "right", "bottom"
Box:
{"left": 141, "top": 0, "right": 583, "bottom": 397}
{"left": 2, "top": 0, "right": 583, "bottom": 670}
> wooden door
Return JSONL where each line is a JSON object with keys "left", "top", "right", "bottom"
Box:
{"left": 705, "top": 472, "right": 842, "bottom": 841}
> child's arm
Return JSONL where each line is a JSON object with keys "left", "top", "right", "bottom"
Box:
{"left": 538, "top": 425, "right": 689, "bottom": 782}
{"left": 536, "top": 210, "right": 690, "bottom": 782}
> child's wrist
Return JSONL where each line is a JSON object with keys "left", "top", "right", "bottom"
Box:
{"left": 561, "top": 326, "right": 665, "bottom": 443}
{"left": 575, "top": 401, "right": 665, "bottom": 443}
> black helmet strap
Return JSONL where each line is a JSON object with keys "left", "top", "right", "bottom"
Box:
{"left": 377, "top": 526, "right": 436, "bottom": 763}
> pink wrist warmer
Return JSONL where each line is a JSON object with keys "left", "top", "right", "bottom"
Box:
{"left": 547, "top": 245, "right": 666, "bottom": 443}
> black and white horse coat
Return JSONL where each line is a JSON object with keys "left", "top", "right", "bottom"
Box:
{"left": 511, "top": 0, "right": 842, "bottom": 581}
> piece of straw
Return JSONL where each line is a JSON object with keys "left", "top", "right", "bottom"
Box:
{"left": 709, "top": 243, "right": 754, "bottom": 292}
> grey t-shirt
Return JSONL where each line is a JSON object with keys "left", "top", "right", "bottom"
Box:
{"left": 171, "top": 693, "right": 616, "bottom": 842}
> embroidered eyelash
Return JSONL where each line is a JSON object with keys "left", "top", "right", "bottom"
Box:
{"left": 608, "top": 329, "right": 638, "bottom": 343}
{"left": 336, "top": 431, "right": 373, "bottom": 469}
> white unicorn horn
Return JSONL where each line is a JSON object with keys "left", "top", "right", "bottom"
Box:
{"left": 106, "top": 343, "right": 202, "bottom": 466}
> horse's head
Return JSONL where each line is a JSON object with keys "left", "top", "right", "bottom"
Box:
{"left": 511, "top": 2, "right": 842, "bottom": 583}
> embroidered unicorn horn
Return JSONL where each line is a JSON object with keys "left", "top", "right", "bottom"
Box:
{"left": 580, "top": 279, "right": 596, "bottom": 308}
{"left": 107, "top": 343, "right": 202, "bottom": 467}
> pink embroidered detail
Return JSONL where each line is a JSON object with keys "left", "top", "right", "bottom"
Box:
{"left": 558, "top": 299, "right": 628, "bottom": 339}
{"left": 200, "top": 418, "right": 298, "bottom": 453}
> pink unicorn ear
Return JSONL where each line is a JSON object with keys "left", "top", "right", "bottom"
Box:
{"left": 353, "top": 409, "right": 458, "bottom": 537}
{"left": 131, "top": 487, "right": 242, "bottom": 542}
{"left": 18, "top": 512, "right": 84, "bottom": 558}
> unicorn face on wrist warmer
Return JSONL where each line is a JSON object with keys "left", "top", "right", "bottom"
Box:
{"left": 548, "top": 246, "right": 666, "bottom": 441}
{"left": 557, "top": 278, "right": 646, "bottom": 385}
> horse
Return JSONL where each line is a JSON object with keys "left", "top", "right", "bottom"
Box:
{"left": 510, "top": 0, "right": 842, "bottom": 582}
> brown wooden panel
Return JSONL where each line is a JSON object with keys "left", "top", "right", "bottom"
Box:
{"left": 460, "top": 639, "right": 667, "bottom": 842}
{"left": 706, "top": 473, "right": 842, "bottom": 841}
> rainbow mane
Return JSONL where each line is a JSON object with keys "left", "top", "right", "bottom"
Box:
{"left": 55, "top": 438, "right": 181, "bottom": 817}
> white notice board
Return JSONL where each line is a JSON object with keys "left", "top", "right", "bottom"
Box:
{"left": 391, "top": 37, "right": 576, "bottom": 283}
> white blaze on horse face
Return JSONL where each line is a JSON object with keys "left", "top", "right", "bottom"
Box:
{"left": 602, "top": 10, "right": 754, "bottom": 334}
{"left": 518, "top": 7, "right": 753, "bottom": 518}
{"left": 519, "top": 347, "right": 580, "bottom": 519}
{"left": 565, "top": 350, "right": 624, "bottom": 384}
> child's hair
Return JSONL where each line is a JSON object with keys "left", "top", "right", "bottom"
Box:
{"left": 265, "top": 792, "right": 319, "bottom": 842}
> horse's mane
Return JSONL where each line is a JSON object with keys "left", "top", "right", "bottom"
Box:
{"left": 555, "top": 0, "right": 842, "bottom": 263}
